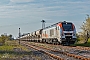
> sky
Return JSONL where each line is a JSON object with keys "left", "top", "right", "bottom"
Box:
{"left": 0, "top": 0, "right": 90, "bottom": 38}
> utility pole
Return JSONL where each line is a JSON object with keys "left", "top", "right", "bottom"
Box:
{"left": 19, "top": 28, "right": 21, "bottom": 45}
{"left": 41, "top": 20, "right": 46, "bottom": 29}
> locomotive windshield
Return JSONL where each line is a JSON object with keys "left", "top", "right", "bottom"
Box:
{"left": 62, "top": 23, "right": 73, "bottom": 31}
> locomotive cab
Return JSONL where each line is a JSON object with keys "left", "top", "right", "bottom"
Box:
{"left": 58, "top": 21, "right": 76, "bottom": 45}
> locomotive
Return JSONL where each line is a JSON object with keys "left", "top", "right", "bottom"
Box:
{"left": 20, "top": 21, "right": 77, "bottom": 45}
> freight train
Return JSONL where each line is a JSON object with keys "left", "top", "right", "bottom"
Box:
{"left": 19, "top": 21, "right": 77, "bottom": 45}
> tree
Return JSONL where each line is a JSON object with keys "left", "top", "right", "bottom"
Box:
{"left": 8, "top": 34, "right": 13, "bottom": 40}
{"left": 0, "top": 34, "right": 13, "bottom": 45}
{"left": 80, "top": 15, "right": 90, "bottom": 43}
{"left": 0, "top": 34, "right": 7, "bottom": 45}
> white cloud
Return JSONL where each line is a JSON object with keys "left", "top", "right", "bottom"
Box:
{"left": 10, "top": 0, "right": 34, "bottom": 3}
{"left": 1, "top": 0, "right": 90, "bottom": 19}
{"left": 0, "top": 0, "right": 90, "bottom": 36}
{"left": 0, "top": 0, "right": 89, "bottom": 19}
{"left": 55, "top": 1, "right": 90, "bottom": 4}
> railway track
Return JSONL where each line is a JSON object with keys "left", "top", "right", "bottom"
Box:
{"left": 21, "top": 41, "right": 90, "bottom": 60}
{"left": 36, "top": 42, "right": 90, "bottom": 59}
{"left": 46, "top": 43, "right": 90, "bottom": 51}
{"left": 73, "top": 46, "right": 90, "bottom": 51}
{"left": 21, "top": 42, "right": 64, "bottom": 60}
{"left": 27, "top": 41, "right": 90, "bottom": 51}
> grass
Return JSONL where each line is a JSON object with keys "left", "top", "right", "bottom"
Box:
{"left": 0, "top": 40, "right": 43, "bottom": 60}
{"left": 0, "top": 40, "right": 29, "bottom": 51}
{"left": 72, "top": 38, "right": 90, "bottom": 47}
{"left": 0, "top": 45, "right": 14, "bottom": 51}
{"left": 0, "top": 40, "right": 31, "bottom": 59}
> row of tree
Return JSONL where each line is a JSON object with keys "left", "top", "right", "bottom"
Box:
{"left": 0, "top": 34, "right": 13, "bottom": 45}
{"left": 78, "top": 15, "right": 90, "bottom": 43}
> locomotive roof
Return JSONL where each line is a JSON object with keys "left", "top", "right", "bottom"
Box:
{"left": 43, "top": 21, "right": 72, "bottom": 29}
